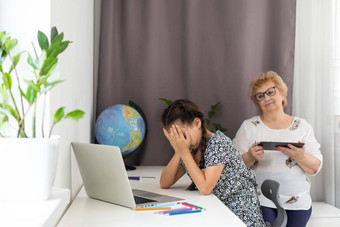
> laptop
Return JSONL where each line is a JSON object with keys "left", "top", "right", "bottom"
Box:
{"left": 71, "top": 142, "right": 184, "bottom": 209}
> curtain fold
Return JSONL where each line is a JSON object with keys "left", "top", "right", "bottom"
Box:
{"left": 293, "top": 0, "right": 338, "bottom": 206}
{"left": 97, "top": 0, "right": 296, "bottom": 165}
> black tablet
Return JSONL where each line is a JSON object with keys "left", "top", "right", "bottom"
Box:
{"left": 257, "top": 141, "right": 305, "bottom": 150}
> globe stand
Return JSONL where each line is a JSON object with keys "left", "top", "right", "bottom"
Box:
{"left": 125, "top": 165, "right": 136, "bottom": 171}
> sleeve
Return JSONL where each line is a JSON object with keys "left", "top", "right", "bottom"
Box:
{"left": 301, "top": 119, "right": 323, "bottom": 175}
{"left": 233, "top": 121, "right": 253, "bottom": 155}
{"left": 205, "top": 136, "right": 234, "bottom": 167}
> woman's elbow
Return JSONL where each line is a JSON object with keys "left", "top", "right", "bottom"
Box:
{"left": 198, "top": 187, "right": 212, "bottom": 195}
{"left": 160, "top": 181, "right": 172, "bottom": 189}
{"left": 160, "top": 184, "right": 170, "bottom": 189}
{"left": 308, "top": 160, "right": 321, "bottom": 175}
{"left": 308, "top": 166, "right": 319, "bottom": 175}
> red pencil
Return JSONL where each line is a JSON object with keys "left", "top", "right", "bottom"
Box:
{"left": 181, "top": 202, "right": 203, "bottom": 210}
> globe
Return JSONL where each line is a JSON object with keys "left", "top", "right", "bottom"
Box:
{"left": 95, "top": 104, "right": 146, "bottom": 157}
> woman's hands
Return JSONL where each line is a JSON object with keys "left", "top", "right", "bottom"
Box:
{"left": 248, "top": 142, "right": 264, "bottom": 161}
{"left": 242, "top": 139, "right": 321, "bottom": 175}
{"left": 275, "top": 144, "right": 305, "bottom": 161}
{"left": 163, "top": 125, "right": 191, "bottom": 156}
{"left": 162, "top": 124, "right": 223, "bottom": 195}
{"left": 275, "top": 144, "right": 321, "bottom": 175}
{"left": 242, "top": 142, "right": 264, "bottom": 168}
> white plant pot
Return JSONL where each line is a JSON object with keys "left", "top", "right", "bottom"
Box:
{"left": 0, "top": 135, "right": 60, "bottom": 201}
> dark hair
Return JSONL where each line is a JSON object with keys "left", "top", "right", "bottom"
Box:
{"left": 161, "top": 99, "right": 208, "bottom": 190}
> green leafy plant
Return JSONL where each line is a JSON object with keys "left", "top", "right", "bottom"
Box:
{"left": 0, "top": 27, "right": 85, "bottom": 138}
{"left": 159, "top": 98, "right": 227, "bottom": 132}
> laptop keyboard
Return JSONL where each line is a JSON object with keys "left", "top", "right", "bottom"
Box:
{"left": 134, "top": 196, "right": 157, "bottom": 204}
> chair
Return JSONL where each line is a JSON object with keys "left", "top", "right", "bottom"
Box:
{"left": 261, "top": 179, "right": 287, "bottom": 227}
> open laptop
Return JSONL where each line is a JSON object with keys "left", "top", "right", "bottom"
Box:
{"left": 71, "top": 142, "right": 183, "bottom": 209}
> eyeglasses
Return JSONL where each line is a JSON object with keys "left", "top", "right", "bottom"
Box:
{"left": 254, "top": 86, "right": 276, "bottom": 101}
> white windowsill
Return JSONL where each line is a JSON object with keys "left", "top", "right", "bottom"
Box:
{"left": 0, "top": 187, "right": 70, "bottom": 227}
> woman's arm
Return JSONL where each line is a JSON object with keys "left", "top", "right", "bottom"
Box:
{"left": 233, "top": 121, "right": 263, "bottom": 168}
{"left": 160, "top": 153, "right": 186, "bottom": 189}
{"left": 163, "top": 125, "right": 223, "bottom": 195}
{"left": 180, "top": 151, "right": 224, "bottom": 195}
{"left": 241, "top": 143, "right": 264, "bottom": 168}
{"left": 242, "top": 152, "right": 257, "bottom": 168}
{"left": 277, "top": 144, "right": 321, "bottom": 175}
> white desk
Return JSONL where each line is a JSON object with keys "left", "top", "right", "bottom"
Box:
{"left": 0, "top": 187, "right": 70, "bottom": 227}
{"left": 58, "top": 166, "right": 245, "bottom": 227}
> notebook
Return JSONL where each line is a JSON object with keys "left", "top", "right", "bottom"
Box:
{"left": 71, "top": 142, "right": 184, "bottom": 209}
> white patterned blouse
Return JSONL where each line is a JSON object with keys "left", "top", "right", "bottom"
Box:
{"left": 233, "top": 116, "right": 323, "bottom": 210}
{"left": 181, "top": 131, "right": 266, "bottom": 227}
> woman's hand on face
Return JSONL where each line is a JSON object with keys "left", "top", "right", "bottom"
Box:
{"left": 248, "top": 142, "right": 264, "bottom": 161}
{"left": 276, "top": 144, "right": 305, "bottom": 161}
{"left": 163, "top": 125, "right": 191, "bottom": 155}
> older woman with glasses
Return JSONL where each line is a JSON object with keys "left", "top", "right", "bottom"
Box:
{"left": 233, "top": 71, "right": 323, "bottom": 227}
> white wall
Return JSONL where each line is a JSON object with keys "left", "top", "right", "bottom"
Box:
{"left": 50, "top": 0, "right": 94, "bottom": 199}
{"left": 0, "top": 0, "right": 94, "bottom": 199}
{"left": 0, "top": 0, "right": 51, "bottom": 136}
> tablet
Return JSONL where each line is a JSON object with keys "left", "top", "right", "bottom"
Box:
{"left": 258, "top": 141, "right": 305, "bottom": 150}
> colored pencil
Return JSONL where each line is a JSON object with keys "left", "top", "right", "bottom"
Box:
{"left": 128, "top": 176, "right": 156, "bottom": 180}
{"left": 128, "top": 176, "right": 140, "bottom": 180}
{"left": 133, "top": 207, "right": 171, "bottom": 211}
{"left": 181, "top": 202, "right": 206, "bottom": 210}
{"left": 167, "top": 209, "right": 202, "bottom": 216}
{"left": 157, "top": 207, "right": 193, "bottom": 215}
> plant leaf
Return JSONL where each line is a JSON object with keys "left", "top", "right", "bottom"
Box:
{"left": 213, "top": 123, "right": 227, "bottom": 132}
{"left": 47, "top": 32, "right": 67, "bottom": 58}
{"left": 20, "top": 85, "right": 38, "bottom": 104}
{"left": 51, "top": 32, "right": 64, "bottom": 45}
{"left": 159, "top": 98, "right": 173, "bottom": 106}
{"left": 53, "top": 107, "right": 65, "bottom": 123}
{"left": 23, "top": 79, "right": 41, "bottom": 92}
{"left": 0, "top": 49, "right": 7, "bottom": 64}
{"left": 40, "top": 57, "right": 58, "bottom": 76}
{"left": 208, "top": 110, "right": 214, "bottom": 119}
{"left": 27, "top": 54, "right": 38, "bottom": 70}
{"left": 0, "top": 84, "right": 8, "bottom": 103}
{"left": 57, "top": 41, "right": 71, "bottom": 55}
{"left": 3, "top": 73, "right": 12, "bottom": 89}
{"left": 65, "top": 110, "right": 85, "bottom": 121}
{"left": 38, "top": 30, "right": 49, "bottom": 50}
{"left": 3, "top": 104, "right": 19, "bottom": 121}
{"left": 0, "top": 112, "right": 9, "bottom": 130}
{"left": 211, "top": 101, "right": 221, "bottom": 111}
{"left": 0, "top": 45, "right": 4, "bottom": 65}
{"left": 27, "top": 51, "right": 47, "bottom": 71}
{"left": 0, "top": 31, "right": 7, "bottom": 42}
{"left": 4, "top": 38, "right": 18, "bottom": 51}
{"left": 19, "top": 87, "right": 28, "bottom": 102}
{"left": 9, "top": 51, "right": 24, "bottom": 73}
{"left": 26, "top": 86, "right": 38, "bottom": 104}
{"left": 43, "top": 80, "right": 64, "bottom": 93}
{"left": 51, "top": 26, "right": 58, "bottom": 42}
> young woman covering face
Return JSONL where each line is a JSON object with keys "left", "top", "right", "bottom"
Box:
{"left": 160, "top": 99, "right": 265, "bottom": 227}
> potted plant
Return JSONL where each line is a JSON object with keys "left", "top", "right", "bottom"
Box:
{"left": 0, "top": 27, "right": 85, "bottom": 200}
{"left": 159, "top": 98, "right": 227, "bottom": 132}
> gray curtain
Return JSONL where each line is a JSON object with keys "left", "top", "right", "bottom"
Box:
{"left": 97, "top": 0, "right": 296, "bottom": 166}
